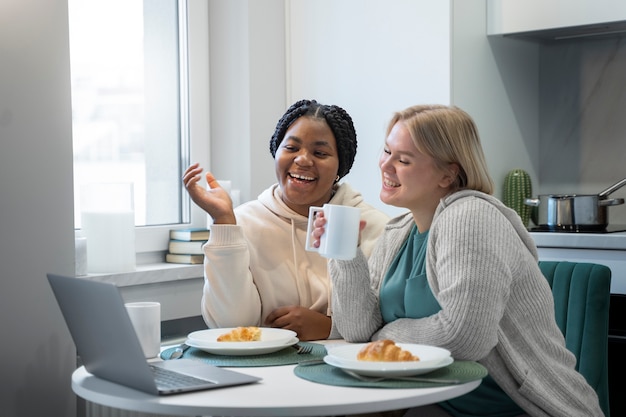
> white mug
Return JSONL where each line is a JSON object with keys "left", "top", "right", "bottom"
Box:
{"left": 125, "top": 301, "right": 161, "bottom": 358}
{"left": 305, "top": 204, "right": 361, "bottom": 260}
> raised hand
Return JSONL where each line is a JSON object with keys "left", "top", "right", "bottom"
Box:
{"left": 182, "top": 163, "right": 236, "bottom": 224}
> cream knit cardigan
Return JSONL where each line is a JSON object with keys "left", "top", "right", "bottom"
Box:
{"left": 329, "top": 190, "right": 603, "bottom": 417}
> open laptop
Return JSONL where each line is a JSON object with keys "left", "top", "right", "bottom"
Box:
{"left": 47, "top": 273, "right": 261, "bottom": 395}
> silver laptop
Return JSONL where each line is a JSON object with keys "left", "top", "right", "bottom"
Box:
{"left": 47, "top": 273, "right": 261, "bottom": 395}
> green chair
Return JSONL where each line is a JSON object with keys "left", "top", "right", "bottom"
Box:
{"left": 539, "top": 261, "right": 611, "bottom": 417}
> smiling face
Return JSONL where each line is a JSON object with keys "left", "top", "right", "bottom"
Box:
{"left": 274, "top": 117, "right": 340, "bottom": 216}
{"left": 379, "top": 121, "right": 455, "bottom": 231}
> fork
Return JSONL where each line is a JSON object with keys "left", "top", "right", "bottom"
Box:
{"left": 294, "top": 343, "right": 313, "bottom": 354}
{"left": 341, "top": 368, "right": 461, "bottom": 384}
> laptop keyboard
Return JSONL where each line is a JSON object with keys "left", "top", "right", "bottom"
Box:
{"left": 150, "top": 364, "right": 216, "bottom": 390}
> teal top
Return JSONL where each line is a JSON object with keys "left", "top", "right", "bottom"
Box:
{"left": 380, "top": 225, "right": 438, "bottom": 321}
{"left": 380, "top": 225, "right": 524, "bottom": 417}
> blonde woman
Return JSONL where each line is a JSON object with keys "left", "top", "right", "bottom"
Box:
{"left": 313, "top": 105, "right": 602, "bottom": 416}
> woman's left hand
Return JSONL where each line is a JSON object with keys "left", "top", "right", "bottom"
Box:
{"left": 309, "top": 211, "right": 327, "bottom": 248}
{"left": 264, "top": 306, "right": 331, "bottom": 341}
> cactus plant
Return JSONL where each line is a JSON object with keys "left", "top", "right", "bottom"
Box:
{"left": 503, "top": 169, "right": 532, "bottom": 227}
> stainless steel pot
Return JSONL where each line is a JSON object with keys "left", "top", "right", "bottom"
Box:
{"left": 525, "top": 178, "right": 626, "bottom": 230}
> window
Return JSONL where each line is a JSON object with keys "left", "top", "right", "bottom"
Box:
{"left": 68, "top": 0, "right": 209, "bottom": 260}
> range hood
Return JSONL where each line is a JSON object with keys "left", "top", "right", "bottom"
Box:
{"left": 487, "top": 0, "right": 626, "bottom": 42}
{"left": 504, "top": 20, "right": 626, "bottom": 42}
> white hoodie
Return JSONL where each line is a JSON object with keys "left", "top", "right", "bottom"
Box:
{"left": 201, "top": 182, "right": 389, "bottom": 337}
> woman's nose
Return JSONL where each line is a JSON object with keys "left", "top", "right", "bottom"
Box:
{"left": 295, "top": 152, "right": 313, "bottom": 166}
{"left": 379, "top": 156, "right": 392, "bottom": 172}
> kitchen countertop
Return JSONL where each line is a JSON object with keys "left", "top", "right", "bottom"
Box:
{"left": 530, "top": 230, "right": 626, "bottom": 294}
{"left": 529, "top": 230, "right": 626, "bottom": 250}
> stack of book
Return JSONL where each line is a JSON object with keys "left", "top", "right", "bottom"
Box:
{"left": 165, "top": 228, "right": 210, "bottom": 264}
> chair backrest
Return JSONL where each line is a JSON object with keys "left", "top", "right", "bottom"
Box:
{"left": 538, "top": 261, "right": 611, "bottom": 417}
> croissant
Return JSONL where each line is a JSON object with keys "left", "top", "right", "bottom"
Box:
{"left": 356, "top": 340, "right": 420, "bottom": 362}
{"left": 217, "top": 326, "right": 262, "bottom": 342}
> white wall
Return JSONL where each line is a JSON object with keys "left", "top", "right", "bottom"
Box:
{"left": 298, "top": 0, "right": 542, "bottom": 204}
{"left": 451, "top": 1, "right": 541, "bottom": 197}
{"left": 0, "top": 0, "right": 77, "bottom": 415}
{"left": 208, "top": 0, "right": 453, "bottom": 217}
{"left": 208, "top": 0, "right": 542, "bottom": 216}
{"left": 208, "top": 0, "right": 286, "bottom": 201}
{"left": 286, "top": 0, "right": 451, "bottom": 217}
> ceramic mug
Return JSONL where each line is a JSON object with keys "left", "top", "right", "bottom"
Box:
{"left": 125, "top": 301, "right": 161, "bottom": 358}
{"left": 305, "top": 204, "right": 361, "bottom": 260}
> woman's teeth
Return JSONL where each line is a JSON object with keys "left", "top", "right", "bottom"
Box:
{"left": 384, "top": 179, "right": 400, "bottom": 187}
{"left": 290, "top": 173, "right": 315, "bottom": 181}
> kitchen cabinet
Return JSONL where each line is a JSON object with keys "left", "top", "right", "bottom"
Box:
{"left": 487, "top": 0, "right": 626, "bottom": 39}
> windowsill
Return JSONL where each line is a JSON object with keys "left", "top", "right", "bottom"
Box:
{"left": 77, "top": 262, "right": 204, "bottom": 287}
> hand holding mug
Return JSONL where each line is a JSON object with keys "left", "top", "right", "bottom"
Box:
{"left": 308, "top": 210, "right": 328, "bottom": 249}
{"left": 305, "top": 204, "right": 361, "bottom": 260}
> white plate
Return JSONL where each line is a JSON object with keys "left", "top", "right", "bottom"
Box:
{"left": 187, "top": 327, "right": 297, "bottom": 347}
{"left": 185, "top": 327, "right": 298, "bottom": 356}
{"left": 324, "top": 343, "right": 453, "bottom": 377}
{"left": 185, "top": 336, "right": 298, "bottom": 356}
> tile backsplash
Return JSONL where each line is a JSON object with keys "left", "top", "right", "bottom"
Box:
{"left": 540, "top": 35, "right": 626, "bottom": 225}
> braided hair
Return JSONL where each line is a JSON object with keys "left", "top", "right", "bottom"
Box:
{"left": 269, "top": 99, "right": 358, "bottom": 180}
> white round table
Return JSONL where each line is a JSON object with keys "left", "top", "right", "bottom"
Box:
{"left": 72, "top": 363, "right": 481, "bottom": 417}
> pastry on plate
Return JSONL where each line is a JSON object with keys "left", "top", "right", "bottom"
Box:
{"left": 217, "top": 326, "right": 262, "bottom": 342}
{"left": 357, "top": 339, "right": 420, "bottom": 362}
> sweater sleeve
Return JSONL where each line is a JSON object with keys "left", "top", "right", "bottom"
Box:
{"left": 201, "top": 224, "right": 262, "bottom": 328}
{"left": 328, "top": 250, "right": 383, "bottom": 342}
{"left": 329, "top": 215, "right": 412, "bottom": 342}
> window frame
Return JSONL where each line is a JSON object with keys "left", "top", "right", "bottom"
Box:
{"left": 135, "top": 0, "right": 210, "bottom": 263}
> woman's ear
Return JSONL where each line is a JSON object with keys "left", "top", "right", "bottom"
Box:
{"left": 441, "top": 163, "right": 460, "bottom": 188}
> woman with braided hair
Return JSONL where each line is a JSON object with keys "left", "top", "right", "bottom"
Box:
{"left": 183, "top": 99, "right": 389, "bottom": 340}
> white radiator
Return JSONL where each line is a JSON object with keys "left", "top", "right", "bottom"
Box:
{"left": 86, "top": 401, "right": 173, "bottom": 417}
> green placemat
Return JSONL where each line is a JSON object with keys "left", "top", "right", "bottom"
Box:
{"left": 294, "top": 360, "right": 487, "bottom": 388}
{"left": 160, "top": 342, "right": 327, "bottom": 367}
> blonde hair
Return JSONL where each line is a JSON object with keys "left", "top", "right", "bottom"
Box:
{"left": 386, "top": 104, "right": 494, "bottom": 194}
